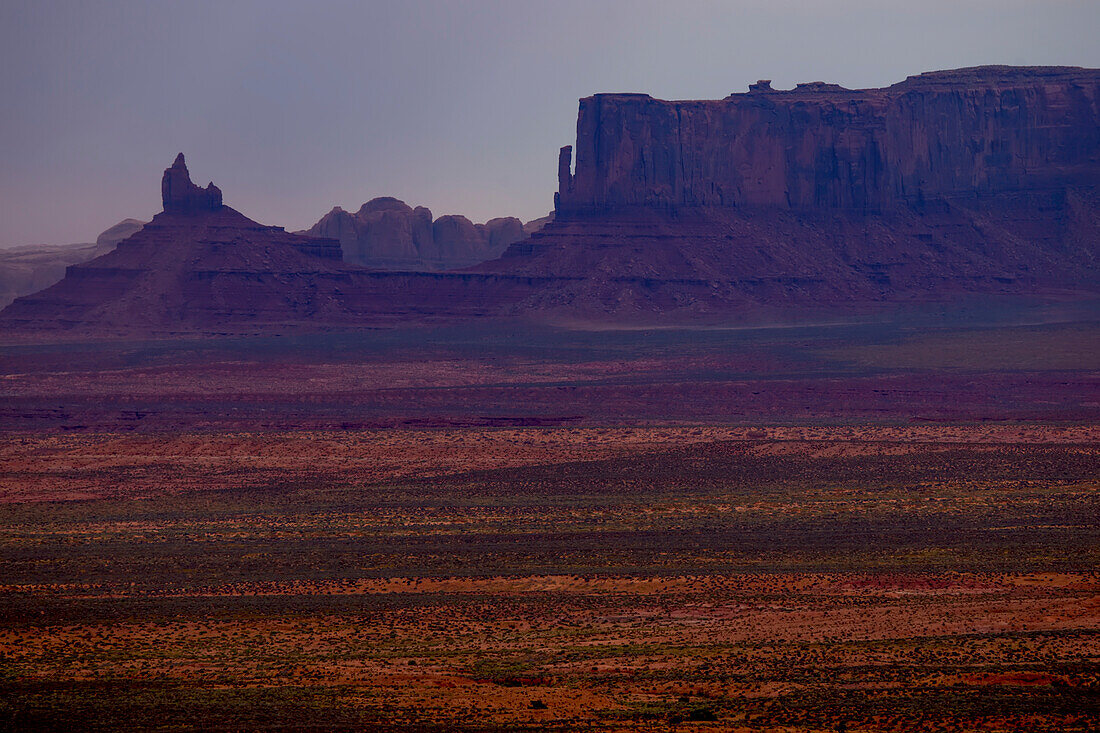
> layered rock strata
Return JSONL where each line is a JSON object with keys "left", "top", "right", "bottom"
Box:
{"left": 497, "top": 66, "right": 1100, "bottom": 319}
{"left": 3, "top": 67, "right": 1098, "bottom": 334}
{"left": 0, "top": 155, "right": 355, "bottom": 332}
{"left": 556, "top": 66, "right": 1099, "bottom": 215}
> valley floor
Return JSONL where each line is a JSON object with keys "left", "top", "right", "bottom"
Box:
{"left": 0, "top": 318, "right": 1097, "bottom": 730}
{"left": 1, "top": 425, "right": 1097, "bottom": 731}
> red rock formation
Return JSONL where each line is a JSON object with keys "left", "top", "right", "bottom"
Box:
{"left": 308, "top": 198, "right": 429, "bottom": 267}
{"left": 483, "top": 66, "right": 1100, "bottom": 321}
{"left": 557, "top": 66, "right": 1099, "bottom": 215}
{"left": 161, "top": 153, "right": 223, "bottom": 213}
{"left": 480, "top": 217, "right": 527, "bottom": 253}
{"left": 0, "top": 155, "right": 350, "bottom": 333}
{"left": 3, "top": 67, "right": 1097, "bottom": 335}
{"left": 522, "top": 212, "right": 555, "bottom": 236}
{"left": 0, "top": 243, "right": 99, "bottom": 311}
{"left": 304, "top": 198, "right": 529, "bottom": 270}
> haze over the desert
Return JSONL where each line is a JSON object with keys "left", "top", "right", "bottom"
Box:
{"left": 2, "top": 0, "right": 1100, "bottom": 247}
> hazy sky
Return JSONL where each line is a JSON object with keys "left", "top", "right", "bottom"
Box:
{"left": 2, "top": 0, "right": 1098, "bottom": 246}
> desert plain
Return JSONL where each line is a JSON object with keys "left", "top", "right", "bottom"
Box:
{"left": 1, "top": 317, "right": 1097, "bottom": 731}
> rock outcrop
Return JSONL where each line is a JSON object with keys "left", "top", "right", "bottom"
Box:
{"left": 161, "top": 153, "right": 223, "bottom": 213}
{"left": 0, "top": 242, "right": 98, "bottom": 311}
{"left": 0, "top": 155, "right": 351, "bottom": 333}
{"left": 3, "top": 67, "right": 1098, "bottom": 335}
{"left": 556, "top": 66, "right": 1100, "bottom": 215}
{"left": 304, "top": 198, "right": 533, "bottom": 270}
{"left": 490, "top": 66, "right": 1100, "bottom": 321}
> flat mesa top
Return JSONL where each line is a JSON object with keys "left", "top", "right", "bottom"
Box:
{"left": 584, "top": 65, "right": 1100, "bottom": 105}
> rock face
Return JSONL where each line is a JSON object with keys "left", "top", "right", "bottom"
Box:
{"left": 556, "top": 66, "right": 1100, "bottom": 215}
{"left": 522, "top": 212, "right": 555, "bottom": 236}
{"left": 162, "top": 153, "right": 223, "bottom": 213}
{"left": 304, "top": 198, "right": 531, "bottom": 270}
{"left": 491, "top": 66, "right": 1100, "bottom": 321}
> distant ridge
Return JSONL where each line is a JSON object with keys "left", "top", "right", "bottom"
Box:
{"left": 0, "top": 219, "right": 146, "bottom": 309}
{"left": 302, "top": 198, "right": 537, "bottom": 271}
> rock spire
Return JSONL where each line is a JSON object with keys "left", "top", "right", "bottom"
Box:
{"left": 161, "top": 153, "right": 223, "bottom": 213}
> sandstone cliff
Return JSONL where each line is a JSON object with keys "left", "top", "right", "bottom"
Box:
{"left": 494, "top": 66, "right": 1100, "bottom": 321}
{"left": 162, "top": 153, "right": 223, "bottom": 213}
{"left": 0, "top": 242, "right": 99, "bottom": 311}
{"left": 556, "top": 66, "right": 1100, "bottom": 215}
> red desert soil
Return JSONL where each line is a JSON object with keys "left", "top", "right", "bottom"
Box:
{"left": 0, "top": 424, "right": 1097, "bottom": 729}
{"left": 1, "top": 424, "right": 1096, "bottom": 503}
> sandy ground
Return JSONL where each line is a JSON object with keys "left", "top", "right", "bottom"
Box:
{"left": 1, "top": 424, "right": 1097, "bottom": 729}
{"left": 2, "top": 423, "right": 1096, "bottom": 503}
